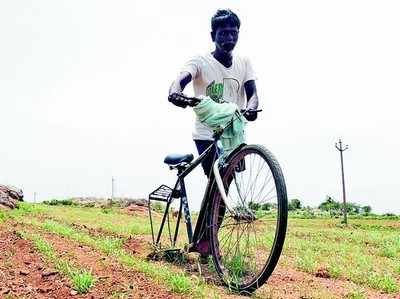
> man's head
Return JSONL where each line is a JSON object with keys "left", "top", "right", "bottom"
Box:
{"left": 211, "top": 9, "right": 240, "bottom": 54}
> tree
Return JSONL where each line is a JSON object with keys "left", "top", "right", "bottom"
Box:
{"left": 319, "top": 196, "right": 341, "bottom": 217}
{"left": 261, "top": 203, "right": 271, "bottom": 211}
{"left": 288, "top": 198, "right": 302, "bottom": 211}
{"left": 249, "top": 201, "right": 261, "bottom": 211}
{"left": 361, "top": 205, "right": 372, "bottom": 214}
{"left": 342, "top": 202, "right": 362, "bottom": 214}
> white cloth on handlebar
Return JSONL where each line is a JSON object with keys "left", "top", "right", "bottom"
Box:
{"left": 193, "top": 96, "right": 246, "bottom": 158}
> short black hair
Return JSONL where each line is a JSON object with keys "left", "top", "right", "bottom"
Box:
{"left": 211, "top": 9, "right": 241, "bottom": 32}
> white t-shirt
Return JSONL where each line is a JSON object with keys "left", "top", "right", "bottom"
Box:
{"left": 181, "top": 52, "right": 256, "bottom": 140}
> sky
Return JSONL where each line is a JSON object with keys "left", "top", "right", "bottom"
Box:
{"left": 1, "top": 1, "right": 399, "bottom": 214}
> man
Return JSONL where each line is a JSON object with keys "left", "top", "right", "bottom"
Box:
{"left": 168, "top": 9, "right": 259, "bottom": 261}
{"left": 169, "top": 9, "right": 260, "bottom": 177}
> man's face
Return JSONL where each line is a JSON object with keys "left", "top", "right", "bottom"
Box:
{"left": 212, "top": 24, "right": 239, "bottom": 54}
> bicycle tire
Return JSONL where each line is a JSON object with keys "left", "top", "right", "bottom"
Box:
{"left": 208, "top": 144, "right": 288, "bottom": 294}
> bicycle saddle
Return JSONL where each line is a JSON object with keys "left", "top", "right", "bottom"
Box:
{"left": 164, "top": 153, "right": 194, "bottom": 165}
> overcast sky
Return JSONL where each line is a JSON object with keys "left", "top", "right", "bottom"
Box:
{"left": 1, "top": 1, "right": 399, "bottom": 214}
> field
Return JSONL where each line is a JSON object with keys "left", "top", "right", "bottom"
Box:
{"left": 0, "top": 203, "right": 399, "bottom": 299}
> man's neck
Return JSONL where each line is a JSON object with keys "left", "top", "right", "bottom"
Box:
{"left": 212, "top": 50, "right": 233, "bottom": 68}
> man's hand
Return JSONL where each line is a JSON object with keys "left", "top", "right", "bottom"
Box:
{"left": 168, "top": 72, "right": 192, "bottom": 108}
{"left": 243, "top": 109, "right": 258, "bottom": 121}
{"left": 168, "top": 92, "right": 188, "bottom": 108}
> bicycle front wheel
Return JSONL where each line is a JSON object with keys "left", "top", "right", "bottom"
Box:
{"left": 208, "top": 144, "right": 288, "bottom": 293}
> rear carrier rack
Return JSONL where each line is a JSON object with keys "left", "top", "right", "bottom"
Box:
{"left": 149, "top": 185, "right": 173, "bottom": 202}
{"left": 148, "top": 184, "right": 182, "bottom": 249}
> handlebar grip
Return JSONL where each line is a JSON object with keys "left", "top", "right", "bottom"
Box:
{"left": 169, "top": 93, "right": 201, "bottom": 107}
{"left": 241, "top": 109, "right": 263, "bottom": 113}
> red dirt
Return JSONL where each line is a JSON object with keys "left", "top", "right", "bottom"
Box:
{"left": 4, "top": 216, "right": 399, "bottom": 299}
{"left": 124, "top": 204, "right": 149, "bottom": 217}
{"left": 0, "top": 221, "right": 185, "bottom": 299}
{"left": 0, "top": 229, "right": 74, "bottom": 298}
{"left": 123, "top": 236, "right": 154, "bottom": 259}
{"left": 124, "top": 237, "right": 143, "bottom": 255}
{"left": 41, "top": 232, "right": 183, "bottom": 299}
{"left": 261, "top": 266, "right": 400, "bottom": 299}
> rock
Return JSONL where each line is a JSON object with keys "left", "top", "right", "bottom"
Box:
{"left": 42, "top": 270, "right": 58, "bottom": 278}
{"left": 315, "top": 267, "right": 331, "bottom": 278}
{"left": 38, "top": 287, "right": 52, "bottom": 293}
{"left": 19, "top": 269, "right": 30, "bottom": 275}
{"left": 0, "top": 185, "right": 24, "bottom": 209}
{"left": 70, "top": 197, "right": 146, "bottom": 207}
{"left": 98, "top": 276, "right": 109, "bottom": 280}
{"left": 70, "top": 290, "right": 78, "bottom": 296}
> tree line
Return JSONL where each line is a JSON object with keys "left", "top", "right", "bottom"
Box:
{"left": 249, "top": 196, "right": 376, "bottom": 216}
{"left": 286, "top": 195, "right": 378, "bottom": 217}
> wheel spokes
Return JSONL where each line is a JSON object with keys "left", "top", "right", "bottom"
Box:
{"left": 215, "top": 151, "right": 280, "bottom": 286}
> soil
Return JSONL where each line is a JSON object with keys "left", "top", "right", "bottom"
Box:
{"left": 0, "top": 225, "right": 182, "bottom": 299}
{"left": 124, "top": 234, "right": 400, "bottom": 299}
{"left": 124, "top": 236, "right": 155, "bottom": 260}
{"left": 124, "top": 205, "right": 149, "bottom": 217}
{"left": 41, "top": 232, "right": 183, "bottom": 299}
{"left": 3, "top": 214, "right": 399, "bottom": 299}
{"left": 260, "top": 267, "right": 400, "bottom": 299}
{"left": 0, "top": 229, "right": 74, "bottom": 298}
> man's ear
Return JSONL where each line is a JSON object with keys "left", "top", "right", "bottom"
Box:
{"left": 211, "top": 31, "right": 215, "bottom": 42}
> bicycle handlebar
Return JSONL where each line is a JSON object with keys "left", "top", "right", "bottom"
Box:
{"left": 168, "top": 93, "right": 262, "bottom": 114}
{"left": 240, "top": 109, "right": 263, "bottom": 113}
{"left": 169, "top": 93, "right": 262, "bottom": 140}
{"left": 168, "top": 93, "right": 202, "bottom": 107}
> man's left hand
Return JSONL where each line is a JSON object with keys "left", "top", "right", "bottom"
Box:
{"left": 243, "top": 109, "right": 258, "bottom": 121}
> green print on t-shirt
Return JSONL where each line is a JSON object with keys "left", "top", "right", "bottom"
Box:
{"left": 206, "top": 82, "right": 224, "bottom": 102}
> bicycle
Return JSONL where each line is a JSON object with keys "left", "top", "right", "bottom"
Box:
{"left": 148, "top": 94, "right": 288, "bottom": 294}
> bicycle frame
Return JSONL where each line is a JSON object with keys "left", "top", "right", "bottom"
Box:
{"left": 150, "top": 95, "right": 258, "bottom": 251}
{"left": 149, "top": 138, "right": 248, "bottom": 253}
{"left": 150, "top": 140, "right": 217, "bottom": 249}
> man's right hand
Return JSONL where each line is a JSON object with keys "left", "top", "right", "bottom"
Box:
{"left": 168, "top": 92, "right": 188, "bottom": 108}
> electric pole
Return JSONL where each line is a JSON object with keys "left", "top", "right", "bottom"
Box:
{"left": 111, "top": 177, "right": 115, "bottom": 201}
{"left": 34, "top": 192, "right": 37, "bottom": 204}
{"left": 335, "top": 139, "right": 349, "bottom": 225}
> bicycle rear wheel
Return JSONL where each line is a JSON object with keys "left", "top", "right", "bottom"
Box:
{"left": 208, "top": 144, "right": 288, "bottom": 293}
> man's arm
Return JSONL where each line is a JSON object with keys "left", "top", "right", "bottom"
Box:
{"left": 168, "top": 72, "right": 193, "bottom": 108}
{"left": 244, "top": 80, "right": 259, "bottom": 121}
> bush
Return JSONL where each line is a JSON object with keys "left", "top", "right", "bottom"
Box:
{"left": 152, "top": 202, "right": 166, "bottom": 213}
{"left": 260, "top": 203, "right": 271, "bottom": 210}
{"left": 42, "top": 199, "right": 75, "bottom": 206}
{"left": 362, "top": 205, "right": 372, "bottom": 214}
{"left": 288, "top": 199, "right": 302, "bottom": 211}
{"left": 249, "top": 201, "right": 261, "bottom": 210}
